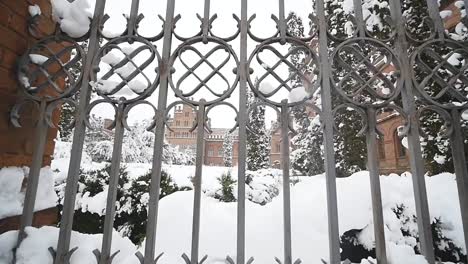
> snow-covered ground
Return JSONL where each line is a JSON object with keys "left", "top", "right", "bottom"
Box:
{"left": 0, "top": 166, "right": 57, "bottom": 220}
{"left": 0, "top": 158, "right": 465, "bottom": 264}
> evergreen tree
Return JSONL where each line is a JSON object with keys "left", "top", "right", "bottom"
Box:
{"left": 222, "top": 131, "right": 234, "bottom": 167}
{"left": 247, "top": 84, "right": 271, "bottom": 171}
{"left": 58, "top": 41, "right": 88, "bottom": 140}
{"left": 287, "top": 12, "right": 325, "bottom": 176}
{"left": 401, "top": 0, "right": 468, "bottom": 175}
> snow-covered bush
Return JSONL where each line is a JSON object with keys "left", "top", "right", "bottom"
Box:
{"left": 245, "top": 169, "right": 281, "bottom": 205}
{"left": 116, "top": 170, "right": 191, "bottom": 244}
{"left": 55, "top": 164, "right": 189, "bottom": 245}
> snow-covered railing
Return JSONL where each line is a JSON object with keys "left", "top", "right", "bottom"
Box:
{"left": 10, "top": 0, "right": 468, "bottom": 263}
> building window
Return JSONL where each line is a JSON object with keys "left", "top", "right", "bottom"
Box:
{"left": 394, "top": 129, "right": 406, "bottom": 158}
{"left": 218, "top": 149, "right": 223, "bottom": 157}
{"left": 208, "top": 149, "right": 214, "bottom": 157}
{"left": 378, "top": 136, "right": 385, "bottom": 159}
{"left": 176, "top": 120, "right": 180, "bottom": 126}
{"left": 184, "top": 120, "right": 189, "bottom": 126}
{"left": 276, "top": 143, "right": 281, "bottom": 153}
{"left": 185, "top": 112, "right": 189, "bottom": 117}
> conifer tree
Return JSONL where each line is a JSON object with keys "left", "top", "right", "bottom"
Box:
{"left": 247, "top": 83, "right": 271, "bottom": 170}
{"left": 286, "top": 11, "right": 325, "bottom": 176}
{"left": 222, "top": 131, "right": 234, "bottom": 167}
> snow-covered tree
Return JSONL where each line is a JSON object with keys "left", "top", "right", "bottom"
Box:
{"left": 247, "top": 84, "right": 271, "bottom": 171}
{"left": 286, "top": 12, "right": 325, "bottom": 176}
{"left": 401, "top": 0, "right": 468, "bottom": 175}
{"left": 85, "top": 118, "right": 194, "bottom": 164}
{"left": 222, "top": 131, "right": 234, "bottom": 167}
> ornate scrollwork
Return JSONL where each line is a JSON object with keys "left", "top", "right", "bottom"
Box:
{"left": 331, "top": 37, "right": 402, "bottom": 107}
{"left": 17, "top": 35, "right": 85, "bottom": 102}
{"left": 417, "top": 105, "right": 454, "bottom": 138}
{"left": 247, "top": 37, "right": 320, "bottom": 107}
{"left": 165, "top": 101, "right": 199, "bottom": 132}
{"left": 90, "top": 35, "right": 161, "bottom": 104}
{"left": 332, "top": 103, "right": 368, "bottom": 137}
{"left": 205, "top": 102, "right": 239, "bottom": 133}
{"left": 411, "top": 39, "right": 468, "bottom": 109}
{"left": 168, "top": 36, "right": 239, "bottom": 106}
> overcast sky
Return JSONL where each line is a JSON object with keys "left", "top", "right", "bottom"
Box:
{"left": 88, "top": 0, "right": 315, "bottom": 128}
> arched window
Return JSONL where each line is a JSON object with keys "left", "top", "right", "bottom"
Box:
{"left": 394, "top": 129, "right": 406, "bottom": 158}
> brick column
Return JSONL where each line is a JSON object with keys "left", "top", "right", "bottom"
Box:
{"left": 0, "top": 0, "right": 58, "bottom": 167}
{"left": 0, "top": 0, "right": 60, "bottom": 233}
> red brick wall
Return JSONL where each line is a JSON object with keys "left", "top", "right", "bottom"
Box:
{"left": 0, "top": 0, "right": 59, "bottom": 167}
{"left": 377, "top": 115, "right": 410, "bottom": 174}
{"left": 0, "top": 0, "right": 59, "bottom": 232}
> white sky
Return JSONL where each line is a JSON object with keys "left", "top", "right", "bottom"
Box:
{"left": 88, "top": 0, "right": 315, "bottom": 128}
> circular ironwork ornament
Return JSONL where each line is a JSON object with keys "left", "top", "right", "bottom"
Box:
{"left": 17, "top": 35, "right": 85, "bottom": 102}
{"left": 247, "top": 37, "right": 321, "bottom": 108}
{"left": 168, "top": 36, "right": 240, "bottom": 106}
{"left": 411, "top": 39, "right": 468, "bottom": 109}
{"left": 330, "top": 37, "right": 403, "bottom": 107}
{"left": 91, "top": 35, "right": 161, "bottom": 104}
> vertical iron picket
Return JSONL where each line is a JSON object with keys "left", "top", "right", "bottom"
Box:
{"left": 351, "top": 0, "right": 388, "bottom": 262}
{"left": 96, "top": 101, "right": 126, "bottom": 264}
{"left": 16, "top": 99, "right": 49, "bottom": 245}
{"left": 315, "top": 0, "right": 342, "bottom": 262}
{"left": 389, "top": 0, "right": 436, "bottom": 262}
{"left": 143, "top": 0, "right": 176, "bottom": 262}
{"left": 190, "top": 101, "right": 207, "bottom": 264}
{"left": 365, "top": 107, "right": 387, "bottom": 264}
{"left": 280, "top": 101, "right": 293, "bottom": 264}
{"left": 53, "top": 1, "right": 107, "bottom": 263}
{"left": 235, "top": 0, "right": 249, "bottom": 263}
{"left": 10, "top": 0, "right": 468, "bottom": 263}
{"left": 450, "top": 109, "right": 468, "bottom": 252}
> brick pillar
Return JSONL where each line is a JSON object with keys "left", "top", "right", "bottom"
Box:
{"left": 0, "top": 0, "right": 58, "bottom": 167}
{"left": 0, "top": 0, "right": 60, "bottom": 233}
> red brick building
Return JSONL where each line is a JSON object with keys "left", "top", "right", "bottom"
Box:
{"left": 165, "top": 103, "right": 280, "bottom": 167}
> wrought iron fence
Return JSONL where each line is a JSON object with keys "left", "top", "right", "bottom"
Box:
{"left": 10, "top": 0, "right": 468, "bottom": 263}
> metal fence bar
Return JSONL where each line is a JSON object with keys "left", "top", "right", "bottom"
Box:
{"left": 190, "top": 101, "right": 207, "bottom": 264}
{"left": 450, "top": 109, "right": 468, "bottom": 253}
{"left": 143, "top": 0, "right": 176, "bottom": 262}
{"left": 16, "top": 100, "right": 48, "bottom": 246}
{"left": 389, "top": 1, "right": 436, "bottom": 263}
{"left": 53, "top": 1, "right": 107, "bottom": 262}
{"left": 97, "top": 102, "right": 126, "bottom": 264}
{"left": 236, "top": 0, "right": 248, "bottom": 262}
{"left": 315, "top": 0, "right": 342, "bottom": 262}
{"left": 425, "top": 0, "right": 445, "bottom": 39}
{"left": 280, "top": 102, "right": 293, "bottom": 264}
{"left": 352, "top": 0, "right": 365, "bottom": 38}
{"left": 348, "top": 1, "right": 388, "bottom": 261}
{"left": 365, "top": 108, "right": 387, "bottom": 264}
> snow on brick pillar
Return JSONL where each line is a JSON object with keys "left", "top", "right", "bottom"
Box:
{"left": 0, "top": 0, "right": 60, "bottom": 233}
{"left": 0, "top": 0, "right": 60, "bottom": 167}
